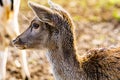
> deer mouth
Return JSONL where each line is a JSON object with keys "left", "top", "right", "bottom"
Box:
{"left": 12, "top": 38, "right": 28, "bottom": 49}
{"left": 15, "top": 44, "right": 27, "bottom": 49}
{"left": 12, "top": 42, "right": 28, "bottom": 49}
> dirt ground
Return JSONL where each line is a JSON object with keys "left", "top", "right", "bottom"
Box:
{"left": 1, "top": 0, "right": 120, "bottom": 80}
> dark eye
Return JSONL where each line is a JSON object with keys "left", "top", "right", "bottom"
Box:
{"left": 32, "top": 23, "right": 39, "bottom": 29}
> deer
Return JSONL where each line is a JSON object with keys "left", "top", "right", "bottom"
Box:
{"left": 12, "top": 0, "right": 120, "bottom": 80}
{"left": 0, "top": 0, "right": 30, "bottom": 79}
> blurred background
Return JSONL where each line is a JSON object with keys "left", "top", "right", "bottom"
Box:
{"left": 1, "top": 0, "right": 120, "bottom": 80}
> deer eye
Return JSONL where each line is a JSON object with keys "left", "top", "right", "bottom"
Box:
{"left": 32, "top": 22, "right": 39, "bottom": 29}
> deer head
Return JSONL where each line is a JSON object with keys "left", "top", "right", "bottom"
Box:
{"left": 12, "top": 1, "right": 74, "bottom": 50}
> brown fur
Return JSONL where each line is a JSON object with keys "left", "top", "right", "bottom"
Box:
{"left": 13, "top": 1, "right": 120, "bottom": 80}
{"left": 81, "top": 47, "right": 120, "bottom": 80}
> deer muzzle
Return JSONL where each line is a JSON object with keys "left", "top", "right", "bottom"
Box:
{"left": 12, "top": 37, "right": 27, "bottom": 49}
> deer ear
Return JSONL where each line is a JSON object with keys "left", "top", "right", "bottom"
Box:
{"left": 28, "top": 1, "right": 54, "bottom": 26}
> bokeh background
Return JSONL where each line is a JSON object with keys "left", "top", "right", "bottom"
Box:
{"left": 3, "top": 0, "right": 120, "bottom": 80}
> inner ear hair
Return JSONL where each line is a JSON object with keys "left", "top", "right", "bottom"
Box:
{"left": 28, "top": 2, "right": 53, "bottom": 22}
{"left": 28, "top": 1, "right": 63, "bottom": 27}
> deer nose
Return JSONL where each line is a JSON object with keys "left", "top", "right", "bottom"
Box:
{"left": 11, "top": 38, "right": 19, "bottom": 47}
{"left": 12, "top": 39, "right": 16, "bottom": 43}
{"left": 12, "top": 37, "right": 22, "bottom": 45}
{"left": 12, "top": 38, "right": 19, "bottom": 43}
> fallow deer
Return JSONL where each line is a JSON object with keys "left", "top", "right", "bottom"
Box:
{"left": 0, "top": 0, "right": 30, "bottom": 79}
{"left": 12, "top": 0, "right": 120, "bottom": 80}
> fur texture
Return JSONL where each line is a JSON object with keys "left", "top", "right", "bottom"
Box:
{"left": 13, "top": 0, "right": 120, "bottom": 80}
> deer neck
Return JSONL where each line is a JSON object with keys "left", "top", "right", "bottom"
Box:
{"left": 46, "top": 29, "right": 85, "bottom": 80}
